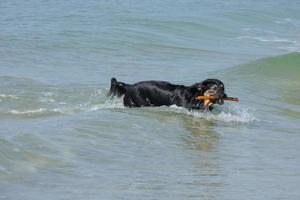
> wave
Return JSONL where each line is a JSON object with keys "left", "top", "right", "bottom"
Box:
{"left": 238, "top": 36, "right": 299, "bottom": 44}
{"left": 0, "top": 94, "right": 19, "bottom": 103}
{"left": 0, "top": 94, "right": 19, "bottom": 99}
{"left": 226, "top": 52, "right": 300, "bottom": 80}
{"left": 162, "top": 105, "right": 256, "bottom": 123}
{"left": 223, "top": 52, "right": 300, "bottom": 117}
{"left": 4, "top": 94, "right": 255, "bottom": 123}
{"left": 0, "top": 74, "right": 256, "bottom": 123}
{"left": 6, "top": 108, "right": 63, "bottom": 118}
{"left": 8, "top": 108, "right": 48, "bottom": 115}
{"left": 3, "top": 96, "right": 126, "bottom": 118}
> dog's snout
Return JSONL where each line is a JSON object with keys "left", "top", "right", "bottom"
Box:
{"left": 215, "top": 91, "right": 226, "bottom": 105}
{"left": 218, "top": 98, "right": 224, "bottom": 105}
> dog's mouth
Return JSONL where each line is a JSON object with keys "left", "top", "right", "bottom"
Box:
{"left": 215, "top": 92, "right": 227, "bottom": 105}
{"left": 202, "top": 89, "right": 227, "bottom": 108}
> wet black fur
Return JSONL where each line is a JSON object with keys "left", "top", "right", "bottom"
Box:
{"left": 107, "top": 77, "right": 226, "bottom": 110}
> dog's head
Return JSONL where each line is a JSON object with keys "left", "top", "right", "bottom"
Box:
{"left": 190, "top": 79, "right": 227, "bottom": 109}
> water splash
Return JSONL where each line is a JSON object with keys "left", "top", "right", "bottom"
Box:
{"left": 87, "top": 98, "right": 125, "bottom": 112}
{"left": 168, "top": 105, "right": 257, "bottom": 123}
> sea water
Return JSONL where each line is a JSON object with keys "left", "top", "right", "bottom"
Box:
{"left": 0, "top": 0, "right": 300, "bottom": 199}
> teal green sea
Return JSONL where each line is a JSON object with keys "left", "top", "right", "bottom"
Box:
{"left": 0, "top": 1, "right": 300, "bottom": 199}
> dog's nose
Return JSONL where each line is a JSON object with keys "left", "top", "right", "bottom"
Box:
{"left": 218, "top": 98, "right": 224, "bottom": 105}
{"left": 215, "top": 92, "right": 226, "bottom": 105}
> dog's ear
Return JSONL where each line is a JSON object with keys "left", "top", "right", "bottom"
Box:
{"left": 190, "top": 82, "right": 204, "bottom": 95}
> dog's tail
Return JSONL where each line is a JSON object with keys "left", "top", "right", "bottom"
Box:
{"left": 107, "top": 77, "right": 127, "bottom": 97}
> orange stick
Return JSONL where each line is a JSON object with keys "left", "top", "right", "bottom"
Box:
{"left": 195, "top": 96, "right": 239, "bottom": 102}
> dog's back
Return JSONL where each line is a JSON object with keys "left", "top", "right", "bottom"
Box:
{"left": 108, "top": 78, "right": 190, "bottom": 107}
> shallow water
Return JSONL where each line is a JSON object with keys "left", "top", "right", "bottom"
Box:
{"left": 1, "top": 0, "right": 300, "bottom": 199}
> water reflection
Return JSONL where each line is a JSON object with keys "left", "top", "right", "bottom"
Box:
{"left": 181, "top": 116, "right": 218, "bottom": 151}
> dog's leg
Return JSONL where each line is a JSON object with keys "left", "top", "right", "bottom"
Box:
{"left": 123, "top": 95, "right": 133, "bottom": 107}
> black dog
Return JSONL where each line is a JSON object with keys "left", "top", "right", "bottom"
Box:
{"left": 108, "top": 78, "right": 227, "bottom": 110}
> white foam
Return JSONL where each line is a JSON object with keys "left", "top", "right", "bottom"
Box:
{"left": 42, "top": 92, "right": 54, "bottom": 97}
{"left": 8, "top": 108, "right": 48, "bottom": 115}
{"left": 0, "top": 94, "right": 19, "bottom": 99}
{"left": 5, "top": 97, "right": 124, "bottom": 117}
{"left": 81, "top": 96, "right": 256, "bottom": 123}
{"left": 38, "top": 92, "right": 56, "bottom": 103}
{"left": 39, "top": 97, "right": 55, "bottom": 103}
{"left": 278, "top": 46, "right": 300, "bottom": 52}
{"left": 87, "top": 98, "right": 125, "bottom": 112}
{"left": 274, "top": 18, "right": 293, "bottom": 24}
{"left": 168, "top": 105, "right": 257, "bottom": 123}
{"left": 238, "top": 36, "right": 298, "bottom": 44}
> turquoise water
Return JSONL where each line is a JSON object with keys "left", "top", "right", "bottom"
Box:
{"left": 1, "top": 1, "right": 300, "bottom": 199}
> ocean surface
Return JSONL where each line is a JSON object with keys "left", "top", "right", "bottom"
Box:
{"left": 1, "top": 0, "right": 300, "bottom": 199}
